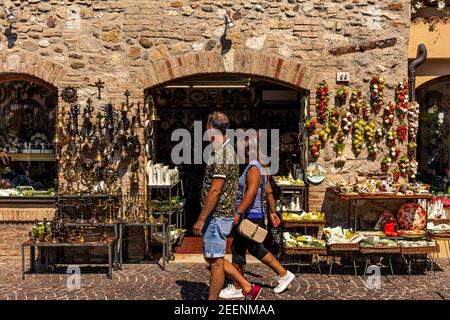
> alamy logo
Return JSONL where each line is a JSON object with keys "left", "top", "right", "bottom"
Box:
{"left": 366, "top": 265, "right": 381, "bottom": 290}
{"left": 67, "top": 265, "right": 81, "bottom": 290}
{"left": 170, "top": 123, "right": 280, "bottom": 175}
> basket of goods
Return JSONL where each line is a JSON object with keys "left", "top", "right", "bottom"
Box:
{"left": 399, "top": 240, "right": 439, "bottom": 255}
{"left": 360, "top": 238, "right": 400, "bottom": 254}
{"left": 283, "top": 232, "right": 327, "bottom": 255}
{"left": 324, "top": 226, "right": 363, "bottom": 251}
{"left": 397, "top": 203, "right": 426, "bottom": 230}
{"left": 282, "top": 211, "right": 325, "bottom": 227}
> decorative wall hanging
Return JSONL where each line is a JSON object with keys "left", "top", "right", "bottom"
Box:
{"left": 305, "top": 117, "right": 317, "bottom": 136}
{"left": 341, "top": 111, "right": 352, "bottom": 135}
{"left": 349, "top": 89, "right": 362, "bottom": 115}
{"left": 382, "top": 102, "right": 395, "bottom": 128}
{"left": 381, "top": 155, "right": 392, "bottom": 172}
{"left": 408, "top": 101, "right": 419, "bottom": 141}
{"left": 316, "top": 80, "right": 329, "bottom": 124}
{"left": 398, "top": 155, "right": 410, "bottom": 178}
{"left": 310, "top": 138, "right": 321, "bottom": 160}
{"left": 395, "top": 79, "right": 409, "bottom": 119}
{"left": 335, "top": 85, "right": 349, "bottom": 107}
{"left": 334, "top": 131, "right": 346, "bottom": 166}
{"left": 370, "top": 75, "right": 385, "bottom": 114}
{"left": 362, "top": 101, "right": 370, "bottom": 121}
{"left": 328, "top": 107, "right": 340, "bottom": 136}
{"left": 397, "top": 123, "right": 408, "bottom": 143}
{"left": 61, "top": 87, "right": 78, "bottom": 103}
{"left": 352, "top": 118, "right": 365, "bottom": 157}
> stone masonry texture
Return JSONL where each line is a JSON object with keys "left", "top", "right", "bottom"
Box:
{"left": 0, "top": 1, "right": 411, "bottom": 231}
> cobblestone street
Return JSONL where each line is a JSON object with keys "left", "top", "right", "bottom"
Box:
{"left": 1, "top": 257, "right": 450, "bottom": 300}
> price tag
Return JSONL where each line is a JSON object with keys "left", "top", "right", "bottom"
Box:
{"left": 336, "top": 72, "right": 350, "bottom": 83}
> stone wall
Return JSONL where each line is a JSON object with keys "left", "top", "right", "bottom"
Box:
{"left": 0, "top": 0, "right": 411, "bottom": 227}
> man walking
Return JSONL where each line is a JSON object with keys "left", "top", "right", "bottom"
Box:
{"left": 193, "top": 112, "right": 262, "bottom": 300}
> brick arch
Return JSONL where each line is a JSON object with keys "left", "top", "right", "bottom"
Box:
{"left": 0, "top": 52, "right": 66, "bottom": 88}
{"left": 137, "top": 49, "right": 316, "bottom": 91}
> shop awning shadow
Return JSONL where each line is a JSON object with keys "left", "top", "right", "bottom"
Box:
{"left": 175, "top": 280, "right": 208, "bottom": 300}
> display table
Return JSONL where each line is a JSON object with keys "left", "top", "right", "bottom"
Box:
{"left": 337, "top": 193, "right": 432, "bottom": 230}
{"left": 328, "top": 243, "right": 360, "bottom": 276}
{"left": 21, "top": 238, "right": 117, "bottom": 280}
{"left": 428, "top": 233, "right": 450, "bottom": 265}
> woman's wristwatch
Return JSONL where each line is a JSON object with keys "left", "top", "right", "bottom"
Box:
{"left": 235, "top": 209, "right": 242, "bottom": 216}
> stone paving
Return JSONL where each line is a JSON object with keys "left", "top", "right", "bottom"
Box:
{"left": 1, "top": 257, "right": 450, "bottom": 300}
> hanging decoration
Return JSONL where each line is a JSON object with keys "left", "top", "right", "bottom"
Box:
{"left": 328, "top": 107, "right": 341, "bottom": 136}
{"left": 408, "top": 101, "right": 419, "bottom": 141}
{"left": 389, "top": 145, "right": 401, "bottom": 162}
{"left": 352, "top": 118, "right": 365, "bottom": 157}
{"left": 335, "top": 85, "right": 349, "bottom": 107}
{"left": 375, "top": 127, "right": 385, "bottom": 141}
{"left": 318, "top": 127, "right": 330, "bottom": 145}
{"left": 334, "top": 131, "right": 346, "bottom": 166}
{"left": 370, "top": 75, "right": 385, "bottom": 114}
{"left": 341, "top": 111, "right": 352, "bottom": 135}
{"left": 391, "top": 167, "right": 401, "bottom": 183}
{"left": 381, "top": 155, "right": 392, "bottom": 172}
{"left": 349, "top": 89, "right": 362, "bottom": 115}
{"left": 397, "top": 122, "right": 408, "bottom": 143}
{"left": 364, "top": 121, "right": 377, "bottom": 158}
{"left": 305, "top": 117, "right": 317, "bottom": 136}
{"left": 362, "top": 101, "right": 370, "bottom": 121}
{"left": 386, "top": 129, "right": 397, "bottom": 147}
{"left": 310, "top": 138, "right": 322, "bottom": 160}
{"left": 395, "top": 79, "right": 409, "bottom": 120}
{"left": 398, "top": 155, "right": 410, "bottom": 178}
{"left": 409, "top": 160, "right": 418, "bottom": 181}
{"left": 407, "top": 141, "right": 417, "bottom": 158}
{"left": 316, "top": 81, "right": 329, "bottom": 124}
{"left": 382, "top": 102, "right": 395, "bottom": 128}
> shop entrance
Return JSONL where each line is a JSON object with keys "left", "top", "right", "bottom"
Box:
{"left": 416, "top": 76, "right": 450, "bottom": 193}
{"left": 145, "top": 74, "right": 308, "bottom": 248}
{"left": 0, "top": 73, "right": 58, "bottom": 195}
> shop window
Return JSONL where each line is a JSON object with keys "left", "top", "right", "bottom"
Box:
{"left": 0, "top": 80, "right": 57, "bottom": 196}
{"left": 416, "top": 76, "right": 450, "bottom": 193}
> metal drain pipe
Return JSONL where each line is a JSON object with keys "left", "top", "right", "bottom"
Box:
{"left": 408, "top": 43, "right": 427, "bottom": 102}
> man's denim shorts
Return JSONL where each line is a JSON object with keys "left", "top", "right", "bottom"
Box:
{"left": 202, "top": 216, "right": 234, "bottom": 259}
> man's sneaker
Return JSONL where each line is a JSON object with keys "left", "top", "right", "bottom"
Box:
{"left": 243, "top": 284, "right": 262, "bottom": 300}
{"left": 273, "top": 271, "right": 295, "bottom": 294}
{"left": 219, "top": 284, "right": 244, "bottom": 299}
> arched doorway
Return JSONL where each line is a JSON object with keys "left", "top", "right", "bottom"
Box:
{"left": 144, "top": 72, "right": 308, "bottom": 251}
{"left": 416, "top": 75, "right": 450, "bottom": 192}
{"left": 0, "top": 73, "right": 58, "bottom": 195}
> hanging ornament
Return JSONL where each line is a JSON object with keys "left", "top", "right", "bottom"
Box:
{"left": 382, "top": 102, "right": 395, "bottom": 128}
{"left": 370, "top": 75, "right": 385, "bottom": 114}
{"left": 408, "top": 101, "right": 419, "bottom": 141}
{"left": 386, "top": 129, "right": 397, "bottom": 147}
{"left": 395, "top": 79, "right": 409, "bottom": 120}
{"left": 375, "top": 127, "right": 385, "bottom": 142}
{"left": 341, "top": 111, "right": 352, "bottom": 135}
{"left": 305, "top": 117, "right": 317, "bottom": 136}
{"left": 316, "top": 80, "right": 329, "bottom": 124}
{"left": 335, "top": 85, "right": 349, "bottom": 107}
{"left": 329, "top": 107, "right": 341, "bottom": 136}
{"left": 391, "top": 167, "right": 401, "bottom": 183}
{"left": 352, "top": 118, "right": 365, "bottom": 157}
{"left": 390, "top": 145, "right": 401, "bottom": 162}
{"left": 362, "top": 101, "right": 370, "bottom": 121}
{"left": 407, "top": 141, "right": 417, "bottom": 159}
{"left": 335, "top": 131, "right": 346, "bottom": 166}
{"left": 318, "top": 127, "right": 331, "bottom": 145}
{"left": 349, "top": 89, "right": 362, "bottom": 115}
{"left": 398, "top": 155, "right": 410, "bottom": 178}
{"left": 381, "top": 155, "right": 392, "bottom": 172}
{"left": 409, "top": 160, "right": 418, "bottom": 181}
{"left": 397, "top": 122, "right": 408, "bottom": 143}
{"left": 310, "top": 138, "right": 322, "bottom": 159}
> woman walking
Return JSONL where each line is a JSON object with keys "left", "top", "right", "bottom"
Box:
{"left": 219, "top": 130, "right": 295, "bottom": 299}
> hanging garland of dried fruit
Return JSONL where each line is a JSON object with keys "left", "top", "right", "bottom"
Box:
{"left": 316, "top": 81, "right": 329, "bottom": 124}
{"left": 386, "top": 129, "right": 397, "bottom": 148}
{"left": 364, "top": 121, "right": 377, "bottom": 159}
{"left": 381, "top": 155, "right": 392, "bottom": 172}
{"left": 398, "top": 155, "right": 410, "bottom": 178}
{"left": 407, "top": 141, "right": 417, "bottom": 158}
{"left": 397, "top": 122, "right": 408, "bottom": 143}
{"left": 395, "top": 79, "right": 409, "bottom": 120}
{"left": 328, "top": 107, "right": 341, "bottom": 136}
{"left": 370, "top": 75, "right": 385, "bottom": 114}
{"left": 305, "top": 117, "right": 317, "bottom": 136}
{"left": 375, "top": 127, "right": 385, "bottom": 142}
{"left": 341, "top": 111, "right": 352, "bottom": 135}
{"left": 382, "top": 102, "right": 395, "bottom": 128}
{"left": 409, "top": 160, "right": 418, "bottom": 181}
{"left": 335, "top": 85, "right": 349, "bottom": 107}
{"left": 408, "top": 101, "right": 419, "bottom": 141}
{"left": 310, "top": 138, "right": 322, "bottom": 160}
{"left": 352, "top": 118, "right": 365, "bottom": 157}
{"left": 391, "top": 167, "right": 401, "bottom": 183}
{"left": 318, "top": 127, "right": 331, "bottom": 145}
{"left": 349, "top": 89, "right": 362, "bottom": 115}
{"left": 335, "top": 131, "right": 346, "bottom": 166}
{"left": 389, "top": 145, "right": 401, "bottom": 162}
{"left": 362, "top": 101, "right": 370, "bottom": 121}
